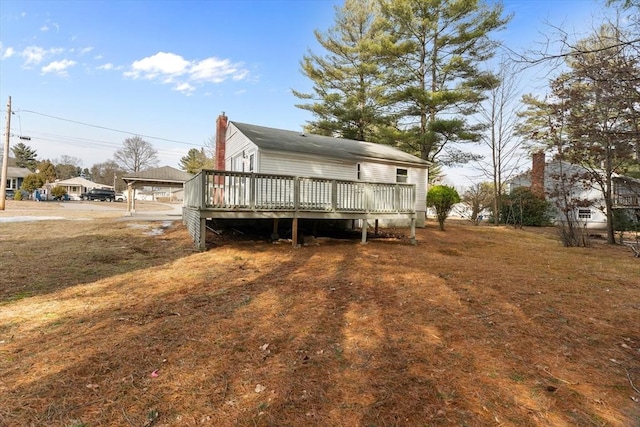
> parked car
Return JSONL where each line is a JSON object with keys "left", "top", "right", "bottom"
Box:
{"left": 115, "top": 192, "right": 126, "bottom": 202}
{"left": 5, "top": 189, "right": 15, "bottom": 199}
{"left": 81, "top": 188, "right": 116, "bottom": 202}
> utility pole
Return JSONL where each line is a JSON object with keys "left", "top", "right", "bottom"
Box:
{"left": 0, "top": 96, "right": 11, "bottom": 210}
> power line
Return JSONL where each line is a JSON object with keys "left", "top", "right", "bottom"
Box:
{"left": 18, "top": 109, "right": 203, "bottom": 147}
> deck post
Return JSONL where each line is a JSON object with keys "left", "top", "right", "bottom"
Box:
{"left": 374, "top": 219, "right": 379, "bottom": 237}
{"left": 410, "top": 217, "right": 417, "bottom": 245}
{"left": 199, "top": 217, "right": 207, "bottom": 251}
{"left": 271, "top": 218, "right": 280, "bottom": 240}
{"left": 292, "top": 217, "right": 299, "bottom": 247}
{"left": 361, "top": 219, "right": 368, "bottom": 244}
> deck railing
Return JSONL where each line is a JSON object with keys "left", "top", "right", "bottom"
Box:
{"left": 184, "top": 170, "right": 416, "bottom": 214}
{"left": 613, "top": 194, "right": 640, "bottom": 208}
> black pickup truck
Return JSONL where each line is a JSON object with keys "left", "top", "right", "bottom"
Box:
{"left": 81, "top": 188, "right": 116, "bottom": 202}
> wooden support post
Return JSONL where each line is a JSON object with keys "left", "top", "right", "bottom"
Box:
{"left": 361, "top": 219, "right": 368, "bottom": 244}
{"left": 410, "top": 217, "right": 417, "bottom": 245}
{"left": 271, "top": 218, "right": 280, "bottom": 240}
{"left": 292, "top": 217, "right": 299, "bottom": 247}
{"left": 374, "top": 219, "right": 379, "bottom": 237}
{"left": 199, "top": 217, "right": 207, "bottom": 251}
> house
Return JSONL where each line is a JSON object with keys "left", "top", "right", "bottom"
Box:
{"left": 218, "top": 114, "right": 429, "bottom": 224}
{"left": 508, "top": 152, "right": 640, "bottom": 229}
{"left": 52, "top": 177, "right": 113, "bottom": 201}
{"left": 3, "top": 165, "right": 31, "bottom": 193}
{"left": 183, "top": 113, "right": 430, "bottom": 249}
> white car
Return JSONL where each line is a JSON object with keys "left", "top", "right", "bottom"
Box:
{"left": 115, "top": 192, "right": 126, "bottom": 202}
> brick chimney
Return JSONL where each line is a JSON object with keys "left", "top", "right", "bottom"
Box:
{"left": 531, "top": 150, "right": 545, "bottom": 198}
{"left": 215, "top": 112, "right": 228, "bottom": 171}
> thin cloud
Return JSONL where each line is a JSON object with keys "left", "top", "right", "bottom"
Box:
{"left": 1, "top": 46, "right": 15, "bottom": 59}
{"left": 174, "top": 82, "right": 195, "bottom": 94}
{"left": 41, "top": 59, "right": 76, "bottom": 76}
{"left": 96, "top": 63, "right": 114, "bottom": 71}
{"left": 40, "top": 25, "right": 50, "bottom": 32}
{"left": 124, "top": 51, "right": 249, "bottom": 93}
{"left": 22, "top": 46, "right": 47, "bottom": 65}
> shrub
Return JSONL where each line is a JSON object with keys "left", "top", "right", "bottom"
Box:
{"left": 51, "top": 186, "right": 67, "bottom": 200}
{"left": 501, "top": 187, "right": 552, "bottom": 227}
{"left": 427, "top": 185, "right": 461, "bottom": 231}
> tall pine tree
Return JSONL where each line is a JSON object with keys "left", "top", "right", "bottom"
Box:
{"left": 293, "top": 0, "right": 392, "bottom": 142}
{"left": 378, "top": 0, "right": 510, "bottom": 163}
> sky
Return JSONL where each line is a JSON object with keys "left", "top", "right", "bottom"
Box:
{"left": 0, "top": 0, "right": 616, "bottom": 187}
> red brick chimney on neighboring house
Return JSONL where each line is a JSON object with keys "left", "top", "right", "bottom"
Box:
{"left": 531, "top": 150, "right": 545, "bottom": 198}
{"left": 215, "top": 112, "right": 228, "bottom": 171}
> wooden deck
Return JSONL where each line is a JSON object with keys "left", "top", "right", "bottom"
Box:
{"left": 183, "top": 170, "right": 417, "bottom": 249}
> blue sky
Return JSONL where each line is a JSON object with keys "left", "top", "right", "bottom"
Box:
{"left": 0, "top": 0, "right": 612, "bottom": 184}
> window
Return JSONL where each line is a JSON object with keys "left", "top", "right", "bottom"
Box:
{"left": 396, "top": 168, "right": 408, "bottom": 183}
{"left": 357, "top": 164, "right": 361, "bottom": 180}
{"left": 578, "top": 209, "right": 591, "bottom": 219}
{"left": 249, "top": 154, "right": 255, "bottom": 172}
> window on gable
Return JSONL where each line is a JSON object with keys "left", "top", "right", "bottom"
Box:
{"left": 357, "top": 163, "right": 361, "bottom": 180}
{"left": 396, "top": 168, "right": 408, "bottom": 183}
{"left": 249, "top": 154, "right": 255, "bottom": 172}
{"left": 578, "top": 208, "right": 591, "bottom": 219}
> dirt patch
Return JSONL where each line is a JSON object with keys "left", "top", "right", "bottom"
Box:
{"left": 0, "top": 209, "right": 638, "bottom": 426}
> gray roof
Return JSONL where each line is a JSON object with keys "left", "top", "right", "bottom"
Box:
{"left": 6, "top": 166, "right": 31, "bottom": 178}
{"left": 123, "top": 166, "right": 193, "bottom": 183}
{"left": 231, "top": 122, "right": 429, "bottom": 167}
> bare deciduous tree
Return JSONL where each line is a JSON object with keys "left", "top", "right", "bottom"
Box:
{"left": 477, "top": 59, "right": 526, "bottom": 225}
{"left": 113, "top": 136, "right": 159, "bottom": 173}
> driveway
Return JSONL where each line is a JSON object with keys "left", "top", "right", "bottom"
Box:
{"left": 0, "top": 200, "right": 183, "bottom": 223}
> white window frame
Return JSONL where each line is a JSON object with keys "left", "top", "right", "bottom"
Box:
{"left": 577, "top": 208, "right": 591, "bottom": 219}
{"left": 396, "top": 168, "right": 408, "bottom": 183}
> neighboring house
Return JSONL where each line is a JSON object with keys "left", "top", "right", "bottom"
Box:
{"left": 53, "top": 177, "right": 113, "bottom": 201}
{"left": 508, "top": 152, "right": 640, "bottom": 229}
{"left": 221, "top": 115, "right": 430, "bottom": 225}
{"left": 3, "top": 165, "right": 31, "bottom": 192}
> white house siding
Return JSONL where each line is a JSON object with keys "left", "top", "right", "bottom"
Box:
{"left": 259, "top": 150, "right": 355, "bottom": 179}
{"left": 225, "top": 125, "right": 259, "bottom": 173}
{"left": 358, "top": 161, "right": 427, "bottom": 213}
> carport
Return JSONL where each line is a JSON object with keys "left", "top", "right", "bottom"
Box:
{"left": 121, "top": 166, "right": 193, "bottom": 215}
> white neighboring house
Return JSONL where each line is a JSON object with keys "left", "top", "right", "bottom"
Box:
{"left": 220, "top": 118, "right": 430, "bottom": 226}
{"left": 52, "top": 177, "right": 113, "bottom": 201}
{"left": 508, "top": 153, "right": 640, "bottom": 229}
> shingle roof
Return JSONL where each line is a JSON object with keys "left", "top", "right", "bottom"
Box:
{"left": 231, "top": 122, "right": 429, "bottom": 167}
{"left": 123, "top": 166, "right": 193, "bottom": 183}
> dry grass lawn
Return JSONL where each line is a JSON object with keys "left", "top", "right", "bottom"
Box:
{"left": 0, "top": 200, "right": 639, "bottom": 426}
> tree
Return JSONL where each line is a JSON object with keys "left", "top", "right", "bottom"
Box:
{"left": 54, "top": 155, "right": 82, "bottom": 180}
{"left": 36, "top": 160, "right": 57, "bottom": 183}
{"left": 461, "top": 182, "right": 494, "bottom": 222}
{"left": 476, "top": 59, "right": 525, "bottom": 225}
{"left": 21, "top": 174, "right": 44, "bottom": 194}
{"left": 91, "top": 160, "right": 125, "bottom": 189}
{"left": 378, "top": 0, "right": 511, "bottom": 164}
{"left": 113, "top": 136, "right": 158, "bottom": 173}
{"left": 511, "top": 1, "right": 639, "bottom": 67}
{"left": 11, "top": 142, "right": 38, "bottom": 171}
{"left": 560, "top": 26, "right": 638, "bottom": 244}
{"left": 180, "top": 148, "right": 209, "bottom": 174}
{"left": 427, "top": 185, "right": 461, "bottom": 230}
{"left": 519, "top": 24, "right": 639, "bottom": 244}
{"left": 293, "top": 0, "right": 392, "bottom": 142}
